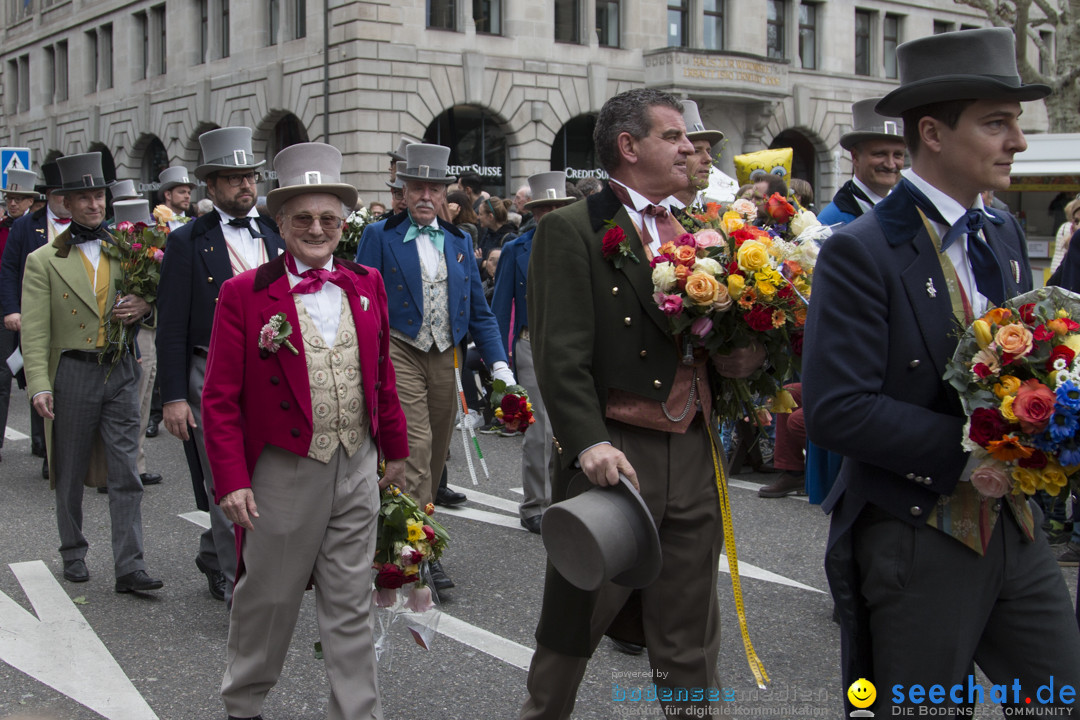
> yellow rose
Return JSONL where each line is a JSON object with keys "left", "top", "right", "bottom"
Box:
{"left": 720, "top": 211, "right": 744, "bottom": 234}
{"left": 993, "top": 375, "right": 1021, "bottom": 399}
{"left": 972, "top": 319, "right": 993, "bottom": 350}
{"left": 1063, "top": 334, "right": 1080, "bottom": 354}
{"left": 727, "top": 274, "right": 745, "bottom": 298}
{"left": 1000, "top": 395, "right": 1017, "bottom": 422}
{"left": 737, "top": 241, "right": 770, "bottom": 272}
{"left": 684, "top": 272, "right": 720, "bottom": 306}
{"left": 756, "top": 280, "right": 777, "bottom": 297}
{"left": 152, "top": 204, "right": 176, "bottom": 224}
{"left": 1041, "top": 464, "right": 1069, "bottom": 496}
{"left": 1010, "top": 467, "right": 1039, "bottom": 495}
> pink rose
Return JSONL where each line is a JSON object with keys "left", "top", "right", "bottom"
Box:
{"left": 654, "top": 293, "right": 683, "bottom": 316}
{"left": 153, "top": 249, "right": 165, "bottom": 262}
{"left": 131, "top": 242, "right": 143, "bottom": 251}
{"left": 690, "top": 316, "right": 714, "bottom": 337}
{"left": 404, "top": 585, "right": 434, "bottom": 613}
{"left": 1012, "top": 378, "right": 1057, "bottom": 434}
{"left": 116, "top": 221, "right": 135, "bottom": 234}
{"left": 694, "top": 229, "right": 724, "bottom": 249}
{"left": 969, "top": 461, "right": 1011, "bottom": 499}
{"left": 674, "top": 232, "right": 697, "bottom": 247}
{"left": 374, "top": 586, "right": 398, "bottom": 607}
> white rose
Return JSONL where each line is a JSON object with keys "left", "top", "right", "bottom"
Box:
{"left": 692, "top": 257, "right": 724, "bottom": 277}
{"left": 651, "top": 262, "right": 678, "bottom": 293}
{"left": 788, "top": 209, "right": 819, "bottom": 238}
{"left": 732, "top": 198, "right": 757, "bottom": 220}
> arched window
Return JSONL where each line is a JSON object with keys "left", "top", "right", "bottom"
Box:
{"left": 551, "top": 114, "right": 606, "bottom": 182}
{"left": 770, "top": 129, "right": 817, "bottom": 193}
{"left": 424, "top": 106, "right": 508, "bottom": 197}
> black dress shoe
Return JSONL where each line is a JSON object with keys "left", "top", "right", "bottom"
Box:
{"left": 31, "top": 442, "right": 46, "bottom": 458}
{"left": 145, "top": 420, "right": 159, "bottom": 438}
{"left": 97, "top": 486, "right": 108, "bottom": 494}
{"left": 140, "top": 472, "right": 163, "bottom": 486}
{"left": 610, "top": 638, "right": 644, "bottom": 655}
{"left": 63, "top": 559, "right": 89, "bottom": 583}
{"left": 428, "top": 560, "right": 455, "bottom": 591}
{"left": 196, "top": 556, "right": 227, "bottom": 601}
{"left": 435, "top": 485, "right": 467, "bottom": 507}
{"left": 520, "top": 515, "right": 542, "bottom": 534}
{"left": 41, "top": 458, "right": 49, "bottom": 480}
{"left": 115, "top": 569, "right": 164, "bottom": 593}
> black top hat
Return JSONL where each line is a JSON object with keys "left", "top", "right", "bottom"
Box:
{"left": 840, "top": 99, "right": 905, "bottom": 151}
{"left": 56, "top": 153, "right": 110, "bottom": 193}
{"left": 877, "top": 28, "right": 1051, "bottom": 117}
{"left": 35, "top": 161, "right": 62, "bottom": 194}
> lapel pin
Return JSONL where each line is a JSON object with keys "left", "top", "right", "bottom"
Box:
{"left": 360, "top": 296, "right": 370, "bottom": 311}
{"left": 457, "top": 253, "right": 464, "bottom": 263}
{"left": 1010, "top": 260, "right": 1020, "bottom": 284}
{"left": 926, "top": 278, "right": 937, "bottom": 298}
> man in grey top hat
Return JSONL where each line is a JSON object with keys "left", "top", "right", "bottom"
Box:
{"left": 817, "top": 98, "right": 906, "bottom": 226}
{"left": 157, "top": 127, "right": 284, "bottom": 603}
{"left": 21, "top": 152, "right": 163, "bottom": 594}
{"left": 158, "top": 166, "right": 198, "bottom": 230}
{"left": 667, "top": 99, "right": 724, "bottom": 211}
{"left": 804, "top": 28, "right": 1080, "bottom": 713}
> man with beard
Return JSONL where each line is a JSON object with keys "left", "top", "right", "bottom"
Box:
{"left": 817, "top": 98, "right": 906, "bottom": 226}
{"left": 666, "top": 99, "right": 723, "bottom": 212}
{"left": 157, "top": 127, "right": 284, "bottom": 604}
{"left": 158, "top": 166, "right": 197, "bottom": 230}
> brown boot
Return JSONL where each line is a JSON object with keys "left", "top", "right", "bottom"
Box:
{"left": 758, "top": 471, "right": 805, "bottom": 498}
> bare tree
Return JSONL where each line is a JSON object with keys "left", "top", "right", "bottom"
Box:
{"left": 953, "top": 0, "right": 1080, "bottom": 132}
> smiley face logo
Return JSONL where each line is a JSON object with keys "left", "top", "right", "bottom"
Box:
{"left": 847, "top": 678, "right": 876, "bottom": 709}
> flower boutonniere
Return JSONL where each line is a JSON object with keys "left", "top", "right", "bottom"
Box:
{"left": 601, "top": 220, "right": 639, "bottom": 270}
{"left": 259, "top": 312, "right": 299, "bottom": 356}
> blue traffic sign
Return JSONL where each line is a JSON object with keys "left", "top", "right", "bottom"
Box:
{"left": 1, "top": 147, "right": 32, "bottom": 190}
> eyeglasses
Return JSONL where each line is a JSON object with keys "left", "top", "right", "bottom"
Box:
{"left": 219, "top": 172, "right": 262, "bottom": 187}
{"left": 286, "top": 213, "right": 344, "bottom": 231}
{"left": 3, "top": 194, "right": 32, "bottom": 203}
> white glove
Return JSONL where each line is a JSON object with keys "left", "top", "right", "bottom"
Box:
{"left": 492, "top": 362, "right": 516, "bottom": 387}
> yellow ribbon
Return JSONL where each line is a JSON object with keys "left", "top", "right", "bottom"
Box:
{"left": 708, "top": 425, "right": 770, "bottom": 689}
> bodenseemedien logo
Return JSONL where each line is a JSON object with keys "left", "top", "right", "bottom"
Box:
{"left": 848, "top": 678, "right": 876, "bottom": 718}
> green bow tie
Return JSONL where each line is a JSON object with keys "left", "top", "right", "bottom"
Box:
{"left": 404, "top": 221, "right": 445, "bottom": 252}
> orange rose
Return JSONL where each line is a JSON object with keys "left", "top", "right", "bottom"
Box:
{"left": 794, "top": 307, "right": 807, "bottom": 327}
{"left": 1047, "top": 318, "right": 1070, "bottom": 337}
{"left": 684, "top": 272, "right": 721, "bottom": 306}
{"left": 983, "top": 308, "right": 1013, "bottom": 325}
{"left": 674, "top": 245, "right": 698, "bottom": 266}
{"left": 995, "top": 324, "right": 1033, "bottom": 358}
{"left": 674, "top": 265, "right": 691, "bottom": 289}
{"left": 658, "top": 242, "right": 677, "bottom": 257}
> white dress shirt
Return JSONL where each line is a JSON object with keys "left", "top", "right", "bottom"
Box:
{"left": 412, "top": 217, "right": 442, "bottom": 279}
{"left": 287, "top": 257, "right": 343, "bottom": 347}
{"left": 852, "top": 176, "right": 887, "bottom": 215}
{"left": 47, "top": 207, "right": 70, "bottom": 242}
{"left": 610, "top": 179, "right": 664, "bottom": 256}
{"left": 215, "top": 205, "right": 265, "bottom": 271}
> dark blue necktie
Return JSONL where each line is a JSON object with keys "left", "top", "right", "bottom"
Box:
{"left": 902, "top": 179, "right": 1008, "bottom": 306}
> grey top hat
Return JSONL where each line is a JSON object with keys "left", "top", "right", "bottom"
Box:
{"left": 541, "top": 473, "right": 662, "bottom": 591}
{"left": 388, "top": 137, "right": 418, "bottom": 162}
{"left": 397, "top": 144, "right": 456, "bottom": 185}
{"left": 3, "top": 168, "right": 39, "bottom": 197}
{"left": 158, "top": 166, "right": 197, "bottom": 192}
{"left": 386, "top": 161, "right": 406, "bottom": 189}
{"left": 194, "top": 127, "right": 266, "bottom": 180}
{"left": 265, "top": 142, "right": 358, "bottom": 218}
{"left": 681, "top": 99, "right": 724, "bottom": 146}
{"left": 840, "top": 98, "right": 905, "bottom": 151}
{"left": 877, "top": 28, "right": 1051, "bottom": 117}
{"left": 110, "top": 179, "right": 140, "bottom": 201}
{"left": 523, "top": 171, "right": 575, "bottom": 211}
{"left": 57, "top": 153, "right": 109, "bottom": 193}
{"left": 113, "top": 199, "right": 153, "bottom": 226}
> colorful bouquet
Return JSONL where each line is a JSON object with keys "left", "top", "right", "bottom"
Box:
{"left": 335, "top": 207, "right": 374, "bottom": 261}
{"left": 944, "top": 286, "right": 1080, "bottom": 498}
{"left": 372, "top": 484, "right": 450, "bottom": 611}
{"left": 641, "top": 200, "right": 817, "bottom": 419}
{"left": 490, "top": 378, "right": 534, "bottom": 434}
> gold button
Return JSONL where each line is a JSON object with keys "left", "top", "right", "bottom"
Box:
{"left": 63, "top": 293, "right": 69, "bottom": 299}
{"left": 71, "top": 309, "right": 77, "bottom": 315}
{"left": 910, "top": 506, "right": 923, "bottom": 517}
{"left": 79, "top": 323, "right": 85, "bottom": 329}
{"left": 207, "top": 276, "right": 213, "bottom": 283}
{"left": 624, "top": 317, "right": 631, "bottom": 326}
{"left": 86, "top": 338, "right": 92, "bottom": 344}
{"left": 612, "top": 287, "right": 619, "bottom": 295}
{"left": 640, "top": 350, "right": 647, "bottom": 358}
{"left": 653, "top": 379, "right": 662, "bottom": 388}
{"left": 214, "top": 298, "right": 218, "bottom": 304}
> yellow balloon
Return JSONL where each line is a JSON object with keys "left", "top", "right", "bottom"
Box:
{"left": 733, "top": 148, "right": 793, "bottom": 187}
{"left": 847, "top": 678, "right": 877, "bottom": 709}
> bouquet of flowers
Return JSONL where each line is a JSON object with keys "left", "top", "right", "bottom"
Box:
{"left": 335, "top": 207, "right": 374, "bottom": 261}
{"left": 638, "top": 200, "right": 817, "bottom": 420}
{"left": 944, "top": 286, "right": 1080, "bottom": 498}
{"left": 489, "top": 378, "right": 534, "bottom": 434}
{"left": 372, "top": 484, "right": 450, "bottom": 611}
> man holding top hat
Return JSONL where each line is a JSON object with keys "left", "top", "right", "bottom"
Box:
{"left": 803, "top": 28, "right": 1080, "bottom": 713}
{"left": 157, "top": 127, "right": 284, "bottom": 604}
{"left": 356, "top": 142, "right": 514, "bottom": 592}
{"left": 200, "top": 142, "right": 408, "bottom": 720}
{"left": 520, "top": 88, "right": 765, "bottom": 718}
{"left": 158, "top": 166, "right": 198, "bottom": 230}
{"left": 491, "top": 171, "right": 575, "bottom": 534}
{"left": 817, "top": 98, "right": 906, "bottom": 226}
{"left": 20, "top": 152, "right": 163, "bottom": 593}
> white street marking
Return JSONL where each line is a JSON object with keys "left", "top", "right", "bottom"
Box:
{"left": 179, "top": 510, "right": 211, "bottom": 529}
{"left": 0, "top": 561, "right": 159, "bottom": 719}
{"left": 4, "top": 426, "right": 30, "bottom": 441}
{"left": 434, "top": 613, "right": 533, "bottom": 671}
{"left": 447, "top": 484, "right": 520, "bottom": 514}
{"left": 719, "top": 556, "right": 825, "bottom": 594}
{"left": 436, "top": 504, "right": 526, "bottom": 530}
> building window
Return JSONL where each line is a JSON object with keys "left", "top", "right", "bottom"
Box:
{"left": 293, "top": 0, "right": 306, "bottom": 39}
{"left": 596, "top": 0, "right": 619, "bottom": 47}
{"left": 44, "top": 45, "right": 55, "bottom": 102}
{"left": 4, "top": 60, "right": 16, "bottom": 113}
{"left": 667, "top": 0, "right": 687, "bottom": 48}
{"left": 1039, "top": 30, "right": 1053, "bottom": 75}
{"left": 268, "top": 0, "right": 279, "bottom": 44}
{"left": 960, "top": 23, "right": 978, "bottom": 30}
{"left": 854, "top": 9, "right": 872, "bottom": 76}
{"left": 198, "top": 0, "right": 208, "bottom": 63}
{"left": 428, "top": 0, "right": 456, "bottom": 30}
{"left": 137, "top": 11, "right": 150, "bottom": 79}
{"left": 474, "top": 0, "right": 500, "bottom": 35}
{"left": 7, "top": 0, "right": 33, "bottom": 25}
{"left": 883, "top": 13, "right": 900, "bottom": 79}
{"left": 17, "top": 54, "right": 30, "bottom": 111}
{"left": 101, "top": 24, "right": 113, "bottom": 89}
{"left": 86, "top": 29, "right": 99, "bottom": 90}
{"left": 55, "top": 40, "right": 68, "bottom": 101}
{"left": 221, "top": 0, "right": 230, "bottom": 57}
{"left": 153, "top": 5, "right": 167, "bottom": 74}
{"left": 933, "top": 20, "right": 954, "bottom": 34}
{"left": 703, "top": 0, "right": 723, "bottom": 51}
{"left": 555, "top": 0, "right": 579, "bottom": 43}
{"left": 766, "top": 0, "right": 785, "bottom": 59}
{"left": 798, "top": 2, "right": 816, "bottom": 69}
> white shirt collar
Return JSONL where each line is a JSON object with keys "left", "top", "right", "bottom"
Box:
{"left": 214, "top": 205, "right": 259, "bottom": 223}
{"left": 609, "top": 179, "right": 655, "bottom": 214}
{"left": 902, "top": 168, "right": 985, "bottom": 227}
{"left": 407, "top": 211, "right": 440, "bottom": 230}
{"left": 290, "top": 256, "right": 334, "bottom": 277}
{"left": 852, "top": 176, "right": 887, "bottom": 205}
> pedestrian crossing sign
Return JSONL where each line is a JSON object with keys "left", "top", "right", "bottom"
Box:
{"left": 1, "top": 147, "right": 32, "bottom": 191}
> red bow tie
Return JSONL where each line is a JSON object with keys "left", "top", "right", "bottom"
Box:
{"left": 54, "top": 217, "right": 72, "bottom": 224}
{"left": 284, "top": 254, "right": 353, "bottom": 296}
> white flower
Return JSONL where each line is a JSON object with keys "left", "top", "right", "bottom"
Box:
{"left": 651, "top": 262, "right": 678, "bottom": 292}
{"left": 692, "top": 257, "right": 724, "bottom": 277}
{"left": 795, "top": 223, "right": 833, "bottom": 247}
{"left": 732, "top": 198, "right": 756, "bottom": 220}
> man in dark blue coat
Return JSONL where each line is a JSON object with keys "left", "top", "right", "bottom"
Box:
{"left": 804, "top": 29, "right": 1080, "bottom": 714}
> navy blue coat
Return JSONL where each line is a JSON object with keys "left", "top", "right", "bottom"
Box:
{"left": 490, "top": 227, "right": 533, "bottom": 359}
{"left": 355, "top": 211, "right": 507, "bottom": 367}
{"left": 0, "top": 207, "right": 49, "bottom": 316}
{"left": 156, "top": 211, "right": 284, "bottom": 403}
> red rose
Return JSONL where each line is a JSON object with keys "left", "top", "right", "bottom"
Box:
{"left": 375, "top": 563, "right": 410, "bottom": 590}
{"left": 968, "top": 407, "right": 1009, "bottom": 446}
{"left": 1033, "top": 324, "right": 1055, "bottom": 342}
{"left": 423, "top": 525, "right": 436, "bottom": 542}
{"left": 744, "top": 305, "right": 774, "bottom": 332}
{"left": 501, "top": 394, "right": 524, "bottom": 415}
{"left": 973, "top": 363, "right": 993, "bottom": 379}
{"left": 1012, "top": 379, "right": 1057, "bottom": 434}
{"left": 765, "top": 193, "right": 796, "bottom": 223}
{"left": 1018, "top": 303, "right": 1036, "bottom": 324}
{"left": 601, "top": 227, "right": 625, "bottom": 259}
{"left": 1048, "top": 345, "right": 1076, "bottom": 371}
{"left": 790, "top": 331, "right": 804, "bottom": 357}
{"left": 730, "top": 228, "right": 757, "bottom": 246}
{"left": 777, "top": 284, "right": 794, "bottom": 300}
{"left": 1018, "top": 449, "right": 1048, "bottom": 469}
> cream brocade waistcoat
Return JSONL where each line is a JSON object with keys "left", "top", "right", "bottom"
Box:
{"left": 295, "top": 297, "right": 368, "bottom": 463}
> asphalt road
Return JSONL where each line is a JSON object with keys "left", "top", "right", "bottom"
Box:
{"left": 1, "top": 385, "right": 1075, "bottom": 720}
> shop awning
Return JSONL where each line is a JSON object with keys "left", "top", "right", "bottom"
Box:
{"left": 1010, "top": 133, "right": 1080, "bottom": 191}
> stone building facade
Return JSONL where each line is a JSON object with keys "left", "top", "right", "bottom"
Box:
{"left": 0, "top": 0, "right": 1050, "bottom": 206}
